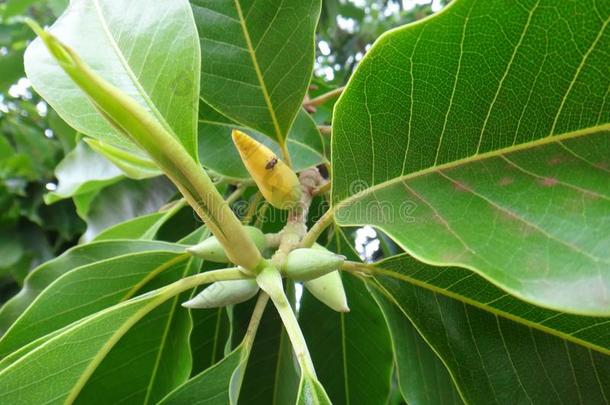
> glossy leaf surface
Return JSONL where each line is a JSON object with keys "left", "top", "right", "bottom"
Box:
{"left": 332, "top": 0, "right": 610, "bottom": 315}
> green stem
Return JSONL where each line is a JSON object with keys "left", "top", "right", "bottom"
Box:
{"left": 241, "top": 292, "right": 270, "bottom": 351}
{"left": 225, "top": 184, "right": 246, "bottom": 205}
{"left": 28, "top": 22, "right": 264, "bottom": 272}
{"left": 304, "top": 86, "right": 345, "bottom": 108}
{"left": 256, "top": 267, "right": 317, "bottom": 377}
{"left": 340, "top": 260, "right": 375, "bottom": 276}
{"left": 300, "top": 208, "right": 334, "bottom": 248}
{"left": 165, "top": 267, "right": 249, "bottom": 298}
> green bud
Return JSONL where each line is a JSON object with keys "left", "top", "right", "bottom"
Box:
{"left": 187, "top": 226, "right": 266, "bottom": 262}
{"left": 283, "top": 248, "right": 345, "bottom": 281}
{"left": 182, "top": 279, "right": 259, "bottom": 309}
{"left": 304, "top": 271, "right": 349, "bottom": 312}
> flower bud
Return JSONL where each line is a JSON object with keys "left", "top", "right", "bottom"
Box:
{"left": 304, "top": 271, "right": 349, "bottom": 312}
{"left": 187, "top": 226, "right": 266, "bottom": 262}
{"left": 232, "top": 129, "right": 302, "bottom": 210}
{"left": 283, "top": 248, "right": 345, "bottom": 281}
{"left": 182, "top": 279, "right": 259, "bottom": 309}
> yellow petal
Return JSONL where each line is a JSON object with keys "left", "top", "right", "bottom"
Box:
{"left": 232, "top": 130, "right": 302, "bottom": 209}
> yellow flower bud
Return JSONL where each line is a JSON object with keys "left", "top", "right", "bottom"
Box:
{"left": 232, "top": 129, "right": 302, "bottom": 210}
{"left": 304, "top": 271, "right": 349, "bottom": 312}
{"left": 187, "top": 226, "right": 266, "bottom": 262}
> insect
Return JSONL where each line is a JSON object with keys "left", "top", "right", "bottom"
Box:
{"left": 265, "top": 156, "right": 279, "bottom": 170}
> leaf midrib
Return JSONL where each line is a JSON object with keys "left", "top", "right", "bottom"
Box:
{"left": 91, "top": 0, "right": 178, "bottom": 139}
{"left": 142, "top": 259, "right": 192, "bottom": 405}
{"left": 232, "top": 0, "right": 285, "bottom": 143}
{"left": 332, "top": 123, "right": 609, "bottom": 212}
{"left": 368, "top": 263, "right": 610, "bottom": 355}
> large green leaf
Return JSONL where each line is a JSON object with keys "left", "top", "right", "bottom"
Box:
{"left": 299, "top": 230, "right": 393, "bottom": 405}
{"left": 199, "top": 105, "right": 326, "bottom": 180}
{"left": 191, "top": 0, "right": 321, "bottom": 144}
{"left": 24, "top": 0, "right": 200, "bottom": 159}
{"left": 75, "top": 248, "right": 201, "bottom": 404}
{"left": 93, "top": 212, "right": 167, "bottom": 241}
{"left": 233, "top": 290, "right": 300, "bottom": 405}
{"left": 190, "top": 306, "right": 231, "bottom": 376}
{"left": 0, "top": 282, "right": 176, "bottom": 404}
{"left": 44, "top": 141, "right": 123, "bottom": 205}
{"left": 0, "top": 265, "right": 244, "bottom": 404}
{"left": 370, "top": 254, "right": 610, "bottom": 355}
{"left": 160, "top": 293, "right": 269, "bottom": 405}
{"left": 80, "top": 177, "right": 175, "bottom": 241}
{"left": 373, "top": 289, "right": 462, "bottom": 405}
{"left": 160, "top": 344, "right": 245, "bottom": 405}
{"left": 0, "top": 240, "right": 182, "bottom": 333}
{"left": 332, "top": 0, "right": 610, "bottom": 315}
{"left": 0, "top": 246, "right": 187, "bottom": 357}
{"left": 371, "top": 273, "right": 610, "bottom": 404}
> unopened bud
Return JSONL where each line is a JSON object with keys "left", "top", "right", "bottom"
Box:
{"left": 182, "top": 279, "right": 259, "bottom": 309}
{"left": 232, "top": 129, "right": 302, "bottom": 210}
{"left": 304, "top": 271, "right": 349, "bottom": 312}
{"left": 283, "top": 248, "right": 345, "bottom": 281}
{"left": 187, "top": 226, "right": 266, "bottom": 262}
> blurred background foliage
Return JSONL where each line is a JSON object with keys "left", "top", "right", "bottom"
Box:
{"left": 0, "top": 0, "right": 447, "bottom": 300}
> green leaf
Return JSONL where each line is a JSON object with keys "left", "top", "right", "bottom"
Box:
{"left": 191, "top": 0, "right": 321, "bottom": 144}
{"left": 373, "top": 291, "right": 462, "bottom": 405}
{"left": 297, "top": 374, "right": 332, "bottom": 405}
{"left": 75, "top": 248, "right": 200, "bottom": 404}
{"left": 0, "top": 240, "right": 183, "bottom": 335}
{"left": 0, "top": 245, "right": 187, "bottom": 356}
{"left": 80, "top": 177, "right": 176, "bottom": 241}
{"left": 24, "top": 0, "right": 200, "bottom": 159}
{"left": 44, "top": 141, "right": 123, "bottom": 205}
{"left": 92, "top": 212, "right": 167, "bottom": 241}
{"left": 190, "top": 306, "right": 231, "bottom": 376}
{"left": 332, "top": 0, "right": 610, "bottom": 315}
{"left": 371, "top": 273, "right": 610, "bottom": 404}
{"left": 0, "top": 266, "right": 244, "bottom": 404}
{"left": 199, "top": 106, "right": 326, "bottom": 180}
{"left": 85, "top": 138, "right": 161, "bottom": 180}
{"left": 159, "top": 344, "right": 245, "bottom": 405}
{"left": 371, "top": 254, "right": 610, "bottom": 355}
{"left": 0, "top": 50, "right": 24, "bottom": 92}
{"left": 0, "top": 282, "right": 177, "bottom": 404}
{"left": 233, "top": 291, "right": 300, "bottom": 405}
{"left": 2, "top": 0, "right": 40, "bottom": 18}
{"left": 299, "top": 230, "right": 393, "bottom": 405}
{"left": 161, "top": 293, "right": 269, "bottom": 405}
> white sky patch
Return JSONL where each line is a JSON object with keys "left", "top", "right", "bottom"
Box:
{"left": 294, "top": 283, "right": 303, "bottom": 311}
{"left": 318, "top": 40, "right": 331, "bottom": 56}
{"left": 348, "top": 0, "right": 367, "bottom": 8}
{"left": 45, "top": 182, "right": 57, "bottom": 191}
{"left": 355, "top": 226, "right": 380, "bottom": 262}
{"left": 384, "top": 2, "right": 400, "bottom": 16}
{"left": 36, "top": 101, "right": 48, "bottom": 116}
{"left": 336, "top": 16, "right": 357, "bottom": 33}
{"left": 8, "top": 78, "right": 31, "bottom": 99}
{"left": 402, "top": 0, "right": 432, "bottom": 11}
{"left": 44, "top": 129, "right": 54, "bottom": 138}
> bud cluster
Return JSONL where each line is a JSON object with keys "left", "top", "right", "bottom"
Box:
{"left": 185, "top": 231, "right": 348, "bottom": 312}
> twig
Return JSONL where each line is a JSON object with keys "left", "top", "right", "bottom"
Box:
{"left": 304, "top": 86, "right": 345, "bottom": 109}
{"left": 318, "top": 125, "right": 332, "bottom": 135}
{"left": 300, "top": 208, "right": 334, "bottom": 248}
{"left": 312, "top": 181, "right": 331, "bottom": 196}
